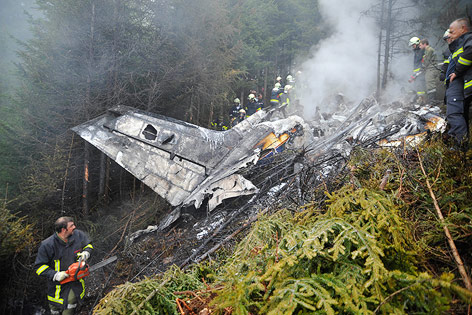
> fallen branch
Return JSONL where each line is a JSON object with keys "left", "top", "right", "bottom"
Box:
{"left": 417, "top": 150, "right": 472, "bottom": 291}
{"left": 194, "top": 209, "right": 268, "bottom": 265}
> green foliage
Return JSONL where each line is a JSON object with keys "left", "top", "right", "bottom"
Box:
{"left": 0, "top": 204, "right": 34, "bottom": 262}
{"left": 95, "top": 142, "right": 472, "bottom": 314}
{"left": 94, "top": 265, "right": 205, "bottom": 315}
{"left": 210, "top": 186, "right": 464, "bottom": 314}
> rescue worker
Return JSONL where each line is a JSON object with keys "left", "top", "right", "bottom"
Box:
{"left": 419, "top": 39, "right": 440, "bottom": 102}
{"left": 408, "top": 36, "right": 426, "bottom": 101}
{"left": 229, "top": 98, "right": 242, "bottom": 125}
{"left": 276, "top": 76, "right": 283, "bottom": 87}
{"left": 445, "top": 17, "right": 472, "bottom": 147}
{"left": 286, "top": 74, "right": 295, "bottom": 85}
{"left": 269, "top": 83, "right": 282, "bottom": 108}
{"left": 440, "top": 29, "right": 453, "bottom": 82}
{"left": 279, "top": 85, "right": 292, "bottom": 117}
{"left": 256, "top": 93, "right": 264, "bottom": 110}
{"left": 235, "top": 109, "right": 246, "bottom": 126}
{"left": 35, "top": 217, "right": 93, "bottom": 315}
{"left": 245, "top": 93, "right": 261, "bottom": 116}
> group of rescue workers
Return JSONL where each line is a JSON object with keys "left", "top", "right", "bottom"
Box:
{"left": 221, "top": 73, "right": 299, "bottom": 130}
{"left": 409, "top": 17, "right": 472, "bottom": 150}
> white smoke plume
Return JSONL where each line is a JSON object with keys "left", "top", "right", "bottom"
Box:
{"left": 298, "top": 0, "right": 378, "bottom": 117}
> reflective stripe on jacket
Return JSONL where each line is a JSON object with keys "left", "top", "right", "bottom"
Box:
{"left": 453, "top": 32, "right": 472, "bottom": 98}
{"left": 34, "top": 230, "right": 93, "bottom": 309}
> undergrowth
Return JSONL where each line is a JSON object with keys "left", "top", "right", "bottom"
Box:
{"left": 94, "top": 139, "right": 472, "bottom": 314}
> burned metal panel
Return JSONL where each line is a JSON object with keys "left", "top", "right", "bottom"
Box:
{"left": 72, "top": 106, "right": 283, "bottom": 209}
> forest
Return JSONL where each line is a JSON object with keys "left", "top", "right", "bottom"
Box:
{"left": 1, "top": 0, "right": 472, "bottom": 314}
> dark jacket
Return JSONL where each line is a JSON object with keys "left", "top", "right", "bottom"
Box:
{"left": 413, "top": 47, "right": 424, "bottom": 74}
{"left": 245, "top": 100, "right": 260, "bottom": 116}
{"left": 453, "top": 31, "right": 472, "bottom": 98}
{"left": 229, "top": 104, "right": 242, "bottom": 118}
{"left": 34, "top": 230, "right": 93, "bottom": 309}
{"left": 445, "top": 38, "right": 463, "bottom": 88}
{"left": 440, "top": 48, "right": 450, "bottom": 82}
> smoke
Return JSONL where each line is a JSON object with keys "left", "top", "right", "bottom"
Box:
{"left": 297, "top": 0, "right": 379, "bottom": 116}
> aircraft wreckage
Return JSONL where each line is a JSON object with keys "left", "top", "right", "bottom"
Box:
{"left": 72, "top": 96, "right": 446, "bottom": 227}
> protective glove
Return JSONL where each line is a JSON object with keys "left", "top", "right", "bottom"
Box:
{"left": 53, "top": 271, "right": 69, "bottom": 282}
{"left": 77, "top": 251, "right": 90, "bottom": 261}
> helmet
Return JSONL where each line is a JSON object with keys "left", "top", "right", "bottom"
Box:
{"left": 443, "top": 29, "right": 450, "bottom": 40}
{"left": 248, "top": 93, "right": 255, "bottom": 100}
{"left": 286, "top": 75, "right": 293, "bottom": 81}
{"left": 239, "top": 109, "right": 246, "bottom": 114}
{"left": 284, "top": 85, "right": 292, "bottom": 93}
{"left": 234, "top": 98, "right": 240, "bottom": 104}
{"left": 408, "top": 37, "right": 420, "bottom": 46}
{"left": 276, "top": 76, "right": 282, "bottom": 81}
{"left": 274, "top": 82, "right": 281, "bottom": 88}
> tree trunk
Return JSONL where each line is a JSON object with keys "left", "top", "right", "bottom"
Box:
{"left": 376, "top": 0, "right": 385, "bottom": 99}
{"left": 82, "top": 0, "right": 96, "bottom": 215}
{"left": 82, "top": 142, "right": 90, "bottom": 215}
{"left": 98, "top": 152, "right": 106, "bottom": 201}
{"left": 381, "top": 0, "right": 393, "bottom": 90}
{"left": 263, "top": 66, "right": 268, "bottom": 102}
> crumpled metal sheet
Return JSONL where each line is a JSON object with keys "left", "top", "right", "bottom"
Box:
{"left": 72, "top": 106, "right": 309, "bottom": 211}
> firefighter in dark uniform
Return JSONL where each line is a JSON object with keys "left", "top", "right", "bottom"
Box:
{"left": 446, "top": 18, "right": 472, "bottom": 147}
{"left": 269, "top": 83, "right": 283, "bottom": 108}
{"left": 35, "top": 217, "right": 93, "bottom": 315}
{"left": 229, "top": 98, "right": 242, "bottom": 127}
{"left": 245, "top": 93, "right": 260, "bottom": 116}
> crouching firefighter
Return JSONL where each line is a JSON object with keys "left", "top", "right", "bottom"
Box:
{"left": 35, "top": 217, "right": 93, "bottom": 314}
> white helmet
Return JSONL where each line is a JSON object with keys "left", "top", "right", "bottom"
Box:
{"left": 443, "top": 29, "right": 450, "bottom": 40}
{"left": 408, "top": 37, "right": 420, "bottom": 46}
{"left": 274, "top": 82, "right": 281, "bottom": 88}
{"left": 284, "top": 85, "right": 292, "bottom": 93}
{"left": 239, "top": 109, "right": 246, "bottom": 114}
{"left": 248, "top": 93, "right": 255, "bottom": 100}
{"left": 233, "top": 98, "right": 240, "bottom": 104}
{"left": 276, "top": 76, "right": 282, "bottom": 81}
{"left": 286, "top": 75, "right": 293, "bottom": 81}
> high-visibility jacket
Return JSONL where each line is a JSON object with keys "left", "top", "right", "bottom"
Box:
{"left": 453, "top": 31, "right": 472, "bottom": 98}
{"left": 34, "top": 230, "right": 93, "bottom": 310}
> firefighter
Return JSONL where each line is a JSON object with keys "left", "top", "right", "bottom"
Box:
{"left": 256, "top": 93, "right": 264, "bottom": 110}
{"left": 419, "top": 38, "right": 440, "bottom": 102}
{"left": 269, "top": 83, "right": 283, "bottom": 108}
{"left": 279, "top": 85, "right": 292, "bottom": 117}
{"left": 408, "top": 36, "right": 426, "bottom": 101}
{"left": 286, "top": 74, "right": 295, "bottom": 85}
{"left": 237, "top": 109, "right": 246, "bottom": 125}
{"left": 276, "top": 76, "right": 283, "bottom": 87}
{"left": 229, "top": 98, "right": 242, "bottom": 126}
{"left": 245, "top": 93, "right": 261, "bottom": 116}
{"left": 35, "top": 217, "right": 93, "bottom": 315}
{"left": 440, "top": 29, "right": 453, "bottom": 83}
{"left": 280, "top": 85, "right": 292, "bottom": 107}
{"left": 446, "top": 18, "right": 472, "bottom": 147}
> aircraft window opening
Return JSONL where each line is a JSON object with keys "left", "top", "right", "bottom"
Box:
{"left": 143, "top": 124, "right": 157, "bottom": 140}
